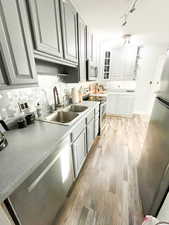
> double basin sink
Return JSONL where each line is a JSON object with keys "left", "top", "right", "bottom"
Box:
{"left": 43, "top": 104, "right": 88, "bottom": 126}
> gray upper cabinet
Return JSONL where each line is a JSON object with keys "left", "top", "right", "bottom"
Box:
{"left": 0, "top": 0, "right": 37, "bottom": 85}
{"left": 60, "top": 0, "right": 78, "bottom": 63}
{"left": 77, "top": 15, "right": 86, "bottom": 82}
{"left": 28, "top": 0, "right": 63, "bottom": 58}
{"left": 86, "top": 28, "right": 94, "bottom": 62}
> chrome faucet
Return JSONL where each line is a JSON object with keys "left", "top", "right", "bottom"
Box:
{"left": 53, "top": 86, "right": 60, "bottom": 110}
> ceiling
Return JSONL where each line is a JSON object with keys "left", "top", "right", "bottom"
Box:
{"left": 71, "top": 0, "right": 169, "bottom": 47}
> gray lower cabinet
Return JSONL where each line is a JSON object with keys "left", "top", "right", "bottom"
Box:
{"left": 0, "top": 0, "right": 37, "bottom": 85}
{"left": 28, "top": 0, "right": 63, "bottom": 58}
{"left": 72, "top": 129, "right": 87, "bottom": 177}
{"left": 60, "top": 0, "right": 78, "bottom": 63}
{"left": 95, "top": 118, "right": 99, "bottom": 138}
{"left": 95, "top": 109, "right": 100, "bottom": 138}
{"left": 87, "top": 118, "right": 95, "bottom": 152}
{"left": 8, "top": 137, "right": 74, "bottom": 225}
{"left": 77, "top": 14, "right": 86, "bottom": 82}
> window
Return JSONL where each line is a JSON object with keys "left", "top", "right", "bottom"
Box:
{"left": 104, "top": 51, "right": 111, "bottom": 79}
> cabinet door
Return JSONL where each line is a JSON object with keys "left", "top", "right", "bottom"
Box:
{"left": 86, "top": 28, "right": 93, "bottom": 62}
{"left": 123, "top": 46, "right": 137, "bottom": 80}
{"left": 87, "top": 119, "right": 95, "bottom": 152}
{"left": 111, "top": 48, "right": 124, "bottom": 80}
{"left": 9, "top": 138, "right": 74, "bottom": 225}
{"left": 0, "top": 0, "right": 37, "bottom": 85}
{"left": 106, "top": 94, "right": 118, "bottom": 114}
{"left": 72, "top": 129, "right": 87, "bottom": 177}
{"left": 60, "top": 0, "right": 78, "bottom": 63}
{"left": 28, "top": 0, "right": 63, "bottom": 58}
{"left": 116, "top": 95, "right": 134, "bottom": 115}
{"left": 78, "top": 15, "right": 86, "bottom": 82}
{"left": 95, "top": 118, "right": 99, "bottom": 138}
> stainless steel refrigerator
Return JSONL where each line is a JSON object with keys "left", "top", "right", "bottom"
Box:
{"left": 138, "top": 55, "right": 169, "bottom": 216}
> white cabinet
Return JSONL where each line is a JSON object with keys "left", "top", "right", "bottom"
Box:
{"left": 122, "top": 46, "right": 138, "bottom": 80}
{"left": 110, "top": 48, "right": 124, "bottom": 80}
{"left": 106, "top": 94, "right": 118, "bottom": 114}
{"left": 107, "top": 94, "right": 135, "bottom": 116}
{"left": 111, "top": 47, "right": 137, "bottom": 81}
{"left": 101, "top": 46, "right": 137, "bottom": 81}
{"left": 116, "top": 95, "right": 135, "bottom": 115}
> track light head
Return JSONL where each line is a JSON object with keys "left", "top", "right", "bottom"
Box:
{"left": 122, "top": 20, "right": 127, "bottom": 26}
{"left": 129, "top": 6, "right": 136, "bottom": 13}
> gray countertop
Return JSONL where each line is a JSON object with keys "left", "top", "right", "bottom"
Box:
{"left": 0, "top": 101, "right": 99, "bottom": 203}
{"left": 90, "top": 90, "right": 135, "bottom": 97}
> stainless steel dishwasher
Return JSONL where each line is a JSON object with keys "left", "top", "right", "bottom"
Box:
{"left": 6, "top": 137, "right": 74, "bottom": 225}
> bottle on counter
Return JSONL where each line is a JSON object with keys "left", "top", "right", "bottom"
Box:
{"left": 36, "top": 102, "right": 42, "bottom": 118}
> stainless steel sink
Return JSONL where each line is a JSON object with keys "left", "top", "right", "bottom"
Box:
{"left": 45, "top": 111, "right": 79, "bottom": 125}
{"left": 64, "top": 104, "right": 88, "bottom": 113}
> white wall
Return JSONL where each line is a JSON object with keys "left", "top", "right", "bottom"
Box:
{"left": 134, "top": 45, "right": 166, "bottom": 116}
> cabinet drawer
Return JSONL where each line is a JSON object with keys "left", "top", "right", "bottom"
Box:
{"left": 86, "top": 110, "right": 95, "bottom": 124}
{"left": 71, "top": 119, "right": 86, "bottom": 142}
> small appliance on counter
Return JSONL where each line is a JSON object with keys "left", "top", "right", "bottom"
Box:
{"left": 71, "top": 87, "right": 80, "bottom": 104}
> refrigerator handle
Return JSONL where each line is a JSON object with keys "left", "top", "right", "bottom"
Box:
{"left": 155, "top": 222, "right": 169, "bottom": 225}
{"left": 163, "top": 163, "right": 169, "bottom": 178}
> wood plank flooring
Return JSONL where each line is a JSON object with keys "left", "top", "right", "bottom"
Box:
{"left": 55, "top": 115, "right": 149, "bottom": 225}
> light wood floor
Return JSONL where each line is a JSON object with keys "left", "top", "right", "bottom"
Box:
{"left": 55, "top": 115, "right": 149, "bottom": 225}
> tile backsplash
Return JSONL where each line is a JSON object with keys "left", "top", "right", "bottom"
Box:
{"left": 0, "top": 75, "right": 135, "bottom": 121}
{"left": 0, "top": 75, "right": 90, "bottom": 121}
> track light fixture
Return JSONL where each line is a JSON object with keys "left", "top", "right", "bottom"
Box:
{"left": 121, "top": 15, "right": 127, "bottom": 27}
{"left": 121, "top": 0, "right": 140, "bottom": 27}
